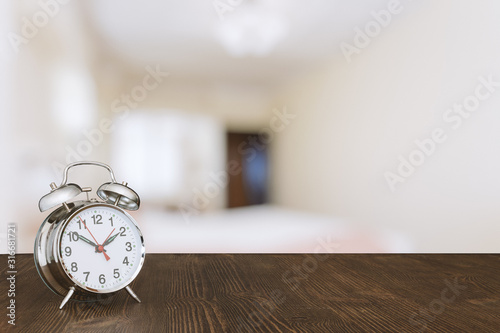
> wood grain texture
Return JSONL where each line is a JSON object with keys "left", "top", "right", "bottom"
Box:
{"left": 1, "top": 254, "right": 500, "bottom": 332}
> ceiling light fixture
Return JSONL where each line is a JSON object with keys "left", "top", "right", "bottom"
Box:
{"left": 214, "top": 1, "right": 288, "bottom": 57}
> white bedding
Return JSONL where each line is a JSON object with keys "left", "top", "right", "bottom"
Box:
{"left": 136, "top": 205, "right": 413, "bottom": 253}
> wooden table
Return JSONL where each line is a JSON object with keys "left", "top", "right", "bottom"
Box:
{"left": 1, "top": 254, "right": 499, "bottom": 332}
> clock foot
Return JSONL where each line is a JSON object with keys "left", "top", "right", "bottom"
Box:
{"left": 125, "top": 286, "right": 141, "bottom": 303}
{"left": 59, "top": 286, "right": 75, "bottom": 309}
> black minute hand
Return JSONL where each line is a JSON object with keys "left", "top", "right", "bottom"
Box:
{"left": 103, "top": 233, "right": 119, "bottom": 247}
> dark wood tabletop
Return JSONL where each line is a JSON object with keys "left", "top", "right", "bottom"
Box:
{"left": 1, "top": 254, "right": 499, "bottom": 332}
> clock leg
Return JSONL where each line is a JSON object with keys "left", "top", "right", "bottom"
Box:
{"left": 125, "top": 286, "right": 141, "bottom": 303}
{"left": 59, "top": 286, "right": 75, "bottom": 309}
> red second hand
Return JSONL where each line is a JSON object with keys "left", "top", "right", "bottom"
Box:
{"left": 101, "top": 250, "right": 111, "bottom": 262}
{"left": 102, "top": 251, "right": 110, "bottom": 261}
{"left": 103, "top": 228, "right": 115, "bottom": 245}
{"left": 99, "top": 228, "right": 115, "bottom": 262}
{"left": 79, "top": 216, "right": 111, "bottom": 261}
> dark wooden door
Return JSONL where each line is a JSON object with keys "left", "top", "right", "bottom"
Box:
{"left": 226, "top": 132, "right": 268, "bottom": 208}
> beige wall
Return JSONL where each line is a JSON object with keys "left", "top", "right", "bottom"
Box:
{"left": 5, "top": 0, "right": 500, "bottom": 253}
{"left": 270, "top": 0, "right": 500, "bottom": 252}
{"left": 91, "top": 58, "right": 274, "bottom": 133}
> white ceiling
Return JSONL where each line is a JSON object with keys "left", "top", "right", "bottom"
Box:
{"left": 83, "top": 0, "right": 405, "bottom": 85}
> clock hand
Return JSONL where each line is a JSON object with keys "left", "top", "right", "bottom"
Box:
{"left": 94, "top": 228, "right": 115, "bottom": 262}
{"left": 78, "top": 235, "right": 108, "bottom": 253}
{"left": 79, "top": 216, "right": 111, "bottom": 261}
{"left": 79, "top": 216, "right": 99, "bottom": 245}
{"left": 78, "top": 234, "right": 97, "bottom": 247}
{"left": 102, "top": 233, "right": 119, "bottom": 247}
{"left": 101, "top": 228, "right": 115, "bottom": 247}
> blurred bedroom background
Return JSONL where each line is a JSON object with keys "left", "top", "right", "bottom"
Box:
{"left": 2, "top": 0, "right": 500, "bottom": 253}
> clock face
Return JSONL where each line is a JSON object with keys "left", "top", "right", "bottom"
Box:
{"left": 59, "top": 204, "right": 145, "bottom": 293}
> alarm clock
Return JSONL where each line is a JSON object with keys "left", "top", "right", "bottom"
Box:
{"left": 34, "top": 161, "right": 145, "bottom": 309}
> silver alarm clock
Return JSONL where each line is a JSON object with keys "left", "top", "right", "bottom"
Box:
{"left": 34, "top": 161, "right": 145, "bottom": 309}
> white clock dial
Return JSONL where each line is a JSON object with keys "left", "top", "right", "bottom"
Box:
{"left": 59, "top": 204, "right": 144, "bottom": 293}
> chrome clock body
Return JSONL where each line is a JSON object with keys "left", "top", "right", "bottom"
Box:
{"left": 34, "top": 162, "right": 145, "bottom": 309}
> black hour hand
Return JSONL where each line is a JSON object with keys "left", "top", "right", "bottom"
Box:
{"left": 79, "top": 235, "right": 97, "bottom": 247}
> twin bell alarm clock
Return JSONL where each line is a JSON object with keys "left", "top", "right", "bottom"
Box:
{"left": 34, "top": 161, "right": 145, "bottom": 309}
